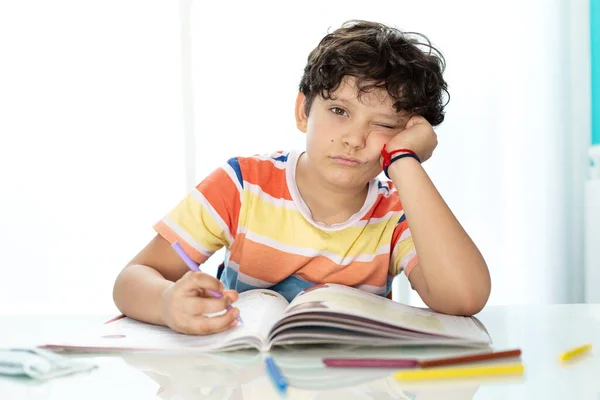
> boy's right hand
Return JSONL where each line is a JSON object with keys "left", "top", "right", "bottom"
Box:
{"left": 160, "top": 271, "right": 240, "bottom": 335}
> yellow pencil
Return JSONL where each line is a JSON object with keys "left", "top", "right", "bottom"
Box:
{"left": 559, "top": 344, "right": 592, "bottom": 362}
{"left": 394, "top": 363, "right": 525, "bottom": 381}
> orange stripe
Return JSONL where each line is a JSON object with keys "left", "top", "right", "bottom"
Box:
{"left": 391, "top": 219, "right": 410, "bottom": 247}
{"left": 358, "top": 193, "right": 402, "bottom": 221}
{"left": 238, "top": 157, "right": 292, "bottom": 200}
{"left": 228, "top": 232, "right": 245, "bottom": 265}
{"left": 234, "top": 237, "right": 389, "bottom": 287}
{"left": 306, "top": 253, "right": 389, "bottom": 287}
{"left": 197, "top": 168, "right": 240, "bottom": 236}
{"left": 235, "top": 237, "right": 310, "bottom": 282}
{"left": 153, "top": 220, "right": 210, "bottom": 264}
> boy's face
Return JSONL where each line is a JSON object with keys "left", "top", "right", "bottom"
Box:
{"left": 295, "top": 76, "right": 407, "bottom": 189}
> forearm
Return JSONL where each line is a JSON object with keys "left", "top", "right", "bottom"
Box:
{"left": 113, "top": 264, "right": 174, "bottom": 325}
{"left": 388, "top": 158, "right": 491, "bottom": 313}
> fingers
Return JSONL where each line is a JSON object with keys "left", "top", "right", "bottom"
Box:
{"left": 223, "top": 290, "right": 239, "bottom": 302}
{"left": 186, "top": 296, "right": 233, "bottom": 315}
{"left": 184, "top": 307, "right": 240, "bottom": 335}
{"left": 405, "top": 115, "right": 427, "bottom": 127}
{"left": 178, "top": 271, "right": 224, "bottom": 295}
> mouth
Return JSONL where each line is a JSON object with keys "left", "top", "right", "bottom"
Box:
{"left": 330, "top": 155, "right": 364, "bottom": 166}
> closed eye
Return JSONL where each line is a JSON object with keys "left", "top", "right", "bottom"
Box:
{"left": 330, "top": 107, "right": 348, "bottom": 117}
{"left": 375, "top": 124, "right": 395, "bottom": 129}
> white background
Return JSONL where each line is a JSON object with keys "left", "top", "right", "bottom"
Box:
{"left": 0, "top": 0, "right": 591, "bottom": 314}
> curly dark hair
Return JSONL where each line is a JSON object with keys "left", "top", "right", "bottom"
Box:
{"left": 299, "top": 20, "right": 449, "bottom": 126}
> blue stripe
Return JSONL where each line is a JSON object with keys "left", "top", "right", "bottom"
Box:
{"left": 220, "top": 265, "right": 390, "bottom": 302}
{"left": 220, "top": 265, "right": 239, "bottom": 290}
{"left": 272, "top": 153, "right": 289, "bottom": 162}
{"left": 592, "top": 0, "right": 600, "bottom": 144}
{"left": 226, "top": 157, "right": 244, "bottom": 188}
{"left": 386, "top": 276, "right": 394, "bottom": 296}
{"left": 377, "top": 180, "right": 390, "bottom": 194}
{"left": 268, "top": 276, "right": 314, "bottom": 302}
{"left": 398, "top": 214, "right": 406, "bottom": 224}
{"left": 221, "top": 266, "right": 313, "bottom": 303}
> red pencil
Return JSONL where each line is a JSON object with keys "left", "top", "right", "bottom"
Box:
{"left": 323, "top": 358, "right": 418, "bottom": 368}
{"left": 322, "top": 349, "right": 522, "bottom": 369}
{"left": 418, "top": 349, "right": 522, "bottom": 368}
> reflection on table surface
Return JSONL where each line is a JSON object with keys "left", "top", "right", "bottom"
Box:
{"left": 120, "top": 345, "right": 524, "bottom": 400}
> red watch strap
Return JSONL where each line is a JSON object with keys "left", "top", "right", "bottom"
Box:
{"left": 381, "top": 144, "right": 417, "bottom": 168}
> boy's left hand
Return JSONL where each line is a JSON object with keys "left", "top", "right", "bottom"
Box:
{"left": 384, "top": 115, "right": 438, "bottom": 163}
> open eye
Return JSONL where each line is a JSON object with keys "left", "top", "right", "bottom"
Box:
{"left": 330, "top": 107, "right": 348, "bottom": 117}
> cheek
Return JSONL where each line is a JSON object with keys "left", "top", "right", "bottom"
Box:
{"left": 305, "top": 130, "right": 329, "bottom": 156}
{"left": 306, "top": 122, "right": 336, "bottom": 148}
{"left": 368, "top": 131, "right": 395, "bottom": 149}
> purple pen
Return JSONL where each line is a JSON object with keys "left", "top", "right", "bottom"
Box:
{"left": 171, "top": 241, "right": 243, "bottom": 324}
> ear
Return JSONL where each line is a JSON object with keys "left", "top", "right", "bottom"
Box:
{"left": 295, "top": 92, "right": 308, "bottom": 133}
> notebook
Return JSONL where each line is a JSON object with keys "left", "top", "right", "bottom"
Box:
{"left": 41, "top": 283, "right": 491, "bottom": 353}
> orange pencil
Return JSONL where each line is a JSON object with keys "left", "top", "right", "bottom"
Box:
{"left": 418, "top": 349, "right": 522, "bottom": 368}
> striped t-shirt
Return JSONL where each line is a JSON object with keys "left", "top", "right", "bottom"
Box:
{"left": 154, "top": 151, "right": 418, "bottom": 302}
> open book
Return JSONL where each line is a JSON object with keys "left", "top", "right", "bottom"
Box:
{"left": 42, "top": 284, "right": 491, "bottom": 353}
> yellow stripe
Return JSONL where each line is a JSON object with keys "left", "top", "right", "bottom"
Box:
{"left": 394, "top": 363, "right": 525, "bottom": 381}
{"left": 392, "top": 235, "right": 415, "bottom": 267}
{"left": 241, "top": 190, "right": 396, "bottom": 257}
{"left": 167, "top": 194, "right": 229, "bottom": 251}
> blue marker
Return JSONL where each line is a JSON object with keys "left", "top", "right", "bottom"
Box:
{"left": 264, "top": 354, "right": 288, "bottom": 393}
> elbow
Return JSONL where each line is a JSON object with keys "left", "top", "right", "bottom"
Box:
{"left": 432, "top": 294, "right": 488, "bottom": 317}
{"left": 430, "top": 278, "right": 491, "bottom": 317}
{"left": 454, "top": 278, "right": 491, "bottom": 317}
{"left": 455, "top": 259, "right": 491, "bottom": 316}
{"left": 453, "top": 296, "right": 487, "bottom": 317}
{"left": 425, "top": 288, "right": 490, "bottom": 317}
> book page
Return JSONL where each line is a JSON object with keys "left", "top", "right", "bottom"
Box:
{"left": 280, "top": 284, "right": 490, "bottom": 343}
{"left": 228, "top": 288, "right": 289, "bottom": 340}
{"left": 42, "top": 289, "right": 289, "bottom": 352}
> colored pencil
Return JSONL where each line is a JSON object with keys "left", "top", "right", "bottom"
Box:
{"left": 394, "top": 362, "right": 525, "bottom": 381}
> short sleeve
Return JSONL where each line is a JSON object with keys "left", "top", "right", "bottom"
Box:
{"left": 389, "top": 212, "right": 419, "bottom": 278}
{"left": 153, "top": 158, "right": 243, "bottom": 264}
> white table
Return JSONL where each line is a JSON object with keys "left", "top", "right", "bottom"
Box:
{"left": 1, "top": 305, "right": 600, "bottom": 399}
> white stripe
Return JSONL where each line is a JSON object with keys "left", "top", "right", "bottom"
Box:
{"left": 222, "top": 164, "right": 243, "bottom": 200}
{"left": 162, "top": 216, "right": 214, "bottom": 258}
{"left": 245, "top": 182, "right": 297, "bottom": 210}
{"left": 244, "top": 230, "right": 389, "bottom": 266}
{"left": 390, "top": 228, "right": 412, "bottom": 263}
{"left": 350, "top": 244, "right": 390, "bottom": 263}
{"left": 399, "top": 227, "right": 412, "bottom": 242}
{"left": 251, "top": 153, "right": 288, "bottom": 169}
{"left": 227, "top": 259, "right": 240, "bottom": 272}
{"left": 400, "top": 248, "right": 418, "bottom": 269}
{"left": 190, "top": 189, "right": 235, "bottom": 246}
{"left": 378, "top": 183, "right": 397, "bottom": 197}
{"left": 238, "top": 272, "right": 274, "bottom": 287}
{"left": 356, "top": 284, "right": 387, "bottom": 295}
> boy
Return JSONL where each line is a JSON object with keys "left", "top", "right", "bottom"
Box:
{"left": 113, "top": 20, "right": 491, "bottom": 335}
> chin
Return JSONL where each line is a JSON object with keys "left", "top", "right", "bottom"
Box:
{"left": 325, "top": 171, "right": 368, "bottom": 188}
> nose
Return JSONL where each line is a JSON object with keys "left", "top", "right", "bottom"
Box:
{"left": 341, "top": 128, "right": 367, "bottom": 150}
